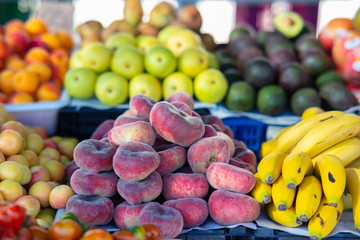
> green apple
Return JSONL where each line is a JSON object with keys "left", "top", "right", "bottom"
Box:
{"left": 111, "top": 45, "right": 143, "bottom": 79}
{"left": 194, "top": 69, "right": 228, "bottom": 103}
{"left": 157, "top": 25, "right": 181, "bottom": 44}
{"left": 163, "top": 72, "right": 193, "bottom": 99}
{"left": 81, "top": 42, "right": 112, "bottom": 73}
{"left": 129, "top": 73, "right": 162, "bottom": 101}
{"left": 208, "top": 52, "right": 220, "bottom": 69}
{"left": 178, "top": 46, "right": 209, "bottom": 78}
{"left": 95, "top": 72, "right": 128, "bottom": 106}
{"left": 144, "top": 45, "right": 176, "bottom": 79}
{"left": 166, "top": 29, "right": 202, "bottom": 57}
{"left": 64, "top": 68, "right": 97, "bottom": 99}
{"left": 105, "top": 32, "right": 137, "bottom": 52}
{"left": 69, "top": 49, "right": 83, "bottom": 69}
{"left": 137, "top": 35, "right": 162, "bottom": 53}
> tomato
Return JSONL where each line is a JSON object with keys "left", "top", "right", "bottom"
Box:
{"left": 29, "top": 225, "right": 49, "bottom": 240}
{"left": 112, "top": 230, "right": 137, "bottom": 240}
{"left": 48, "top": 219, "right": 82, "bottom": 240}
{"left": 131, "top": 226, "right": 145, "bottom": 240}
{"left": 142, "top": 224, "right": 162, "bottom": 240}
{"left": 16, "top": 227, "right": 32, "bottom": 240}
{"left": 0, "top": 201, "right": 26, "bottom": 232}
{"left": 80, "top": 228, "right": 113, "bottom": 240}
{"left": 0, "top": 227, "right": 16, "bottom": 240}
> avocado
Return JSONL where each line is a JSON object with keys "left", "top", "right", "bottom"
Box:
{"left": 235, "top": 46, "right": 264, "bottom": 72}
{"left": 268, "top": 48, "right": 297, "bottom": 70}
{"left": 315, "top": 70, "right": 346, "bottom": 88}
{"left": 244, "top": 57, "right": 277, "bottom": 89}
{"left": 295, "top": 33, "right": 323, "bottom": 53}
{"left": 257, "top": 85, "right": 287, "bottom": 116}
{"left": 279, "top": 62, "right": 311, "bottom": 93}
{"left": 228, "top": 36, "right": 259, "bottom": 57}
{"left": 226, "top": 81, "right": 256, "bottom": 112}
{"left": 220, "top": 58, "right": 237, "bottom": 71}
{"left": 256, "top": 30, "right": 278, "bottom": 46}
{"left": 319, "top": 81, "right": 358, "bottom": 111}
{"left": 273, "top": 11, "right": 304, "bottom": 39}
{"left": 224, "top": 68, "right": 242, "bottom": 85}
{"left": 265, "top": 37, "right": 296, "bottom": 56}
{"left": 229, "top": 24, "right": 256, "bottom": 41}
{"left": 301, "top": 52, "right": 332, "bottom": 78}
{"left": 290, "top": 88, "right": 321, "bottom": 116}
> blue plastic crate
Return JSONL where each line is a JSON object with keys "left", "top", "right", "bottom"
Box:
{"left": 221, "top": 117, "right": 267, "bottom": 158}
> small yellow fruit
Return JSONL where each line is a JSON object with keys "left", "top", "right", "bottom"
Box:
{"left": 301, "top": 107, "right": 325, "bottom": 120}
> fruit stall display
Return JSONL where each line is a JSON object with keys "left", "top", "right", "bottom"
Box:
{"left": 0, "top": 18, "right": 73, "bottom": 104}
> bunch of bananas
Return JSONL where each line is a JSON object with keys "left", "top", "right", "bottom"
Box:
{"left": 253, "top": 110, "right": 360, "bottom": 240}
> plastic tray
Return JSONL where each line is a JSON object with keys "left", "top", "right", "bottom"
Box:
{"left": 221, "top": 117, "right": 267, "bottom": 158}
{"left": 4, "top": 90, "right": 70, "bottom": 136}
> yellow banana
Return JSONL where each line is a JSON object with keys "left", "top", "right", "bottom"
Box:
{"left": 345, "top": 168, "right": 360, "bottom": 231}
{"left": 301, "top": 106, "right": 325, "bottom": 120}
{"left": 282, "top": 151, "right": 312, "bottom": 189}
{"left": 315, "top": 154, "right": 346, "bottom": 207}
{"left": 290, "top": 113, "right": 360, "bottom": 158}
{"left": 312, "top": 137, "right": 360, "bottom": 167}
{"left": 265, "top": 202, "right": 302, "bottom": 228}
{"left": 346, "top": 157, "right": 360, "bottom": 168}
{"left": 272, "top": 175, "right": 296, "bottom": 211}
{"left": 308, "top": 196, "right": 344, "bottom": 240}
{"left": 342, "top": 192, "right": 353, "bottom": 211}
{"left": 295, "top": 176, "right": 322, "bottom": 223}
{"left": 273, "top": 111, "right": 343, "bottom": 154}
{"left": 260, "top": 139, "right": 274, "bottom": 159}
{"left": 257, "top": 152, "right": 286, "bottom": 184}
{"left": 251, "top": 173, "right": 272, "bottom": 204}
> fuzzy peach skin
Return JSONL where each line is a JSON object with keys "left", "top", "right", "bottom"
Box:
{"left": 113, "top": 115, "right": 150, "bottom": 127}
{"left": 91, "top": 119, "right": 114, "bottom": 140}
{"left": 206, "top": 162, "right": 255, "bottom": 194}
{"left": 117, "top": 171, "right": 162, "bottom": 205}
{"left": 149, "top": 101, "right": 204, "bottom": 147}
{"left": 74, "top": 139, "right": 116, "bottom": 173}
{"left": 66, "top": 194, "right": 114, "bottom": 227}
{"left": 139, "top": 202, "right": 183, "bottom": 239}
{"left": 114, "top": 202, "right": 148, "bottom": 229}
{"left": 229, "top": 158, "right": 256, "bottom": 174}
{"left": 170, "top": 101, "right": 192, "bottom": 115}
{"left": 208, "top": 189, "right": 260, "bottom": 225}
{"left": 70, "top": 169, "right": 118, "bottom": 197}
{"left": 162, "top": 172, "right": 209, "bottom": 200}
{"left": 155, "top": 145, "right": 186, "bottom": 176}
{"left": 113, "top": 141, "right": 160, "bottom": 182}
{"left": 166, "top": 92, "right": 194, "bottom": 110}
{"left": 129, "top": 94, "right": 156, "bottom": 118}
{"left": 163, "top": 198, "right": 208, "bottom": 228}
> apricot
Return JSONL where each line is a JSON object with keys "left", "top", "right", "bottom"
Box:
{"left": 0, "top": 69, "right": 15, "bottom": 94}
{"left": 0, "top": 129, "right": 23, "bottom": 156}
{"left": 25, "top": 47, "right": 51, "bottom": 65}
{"left": 8, "top": 92, "right": 35, "bottom": 104}
{"left": 15, "top": 195, "right": 41, "bottom": 217}
{"left": 29, "top": 181, "right": 53, "bottom": 207}
{"left": 36, "top": 82, "right": 62, "bottom": 101}
{"left": 55, "top": 30, "right": 73, "bottom": 51}
{"left": 13, "top": 70, "right": 40, "bottom": 94}
{"left": 0, "top": 179, "right": 23, "bottom": 201}
{"left": 49, "top": 184, "right": 74, "bottom": 209}
{"left": 27, "top": 62, "right": 52, "bottom": 83}
{"left": 24, "top": 18, "right": 48, "bottom": 37}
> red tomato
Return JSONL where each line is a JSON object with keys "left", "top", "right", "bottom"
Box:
{"left": 112, "top": 230, "right": 137, "bottom": 240}
{"left": 16, "top": 227, "right": 32, "bottom": 240}
{"left": 0, "top": 202, "right": 26, "bottom": 232}
{"left": 142, "top": 224, "right": 162, "bottom": 240}
{"left": 48, "top": 219, "right": 82, "bottom": 240}
{"left": 29, "top": 225, "right": 49, "bottom": 240}
{"left": 0, "top": 227, "right": 16, "bottom": 240}
{"left": 80, "top": 228, "right": 113, "bottom": 240}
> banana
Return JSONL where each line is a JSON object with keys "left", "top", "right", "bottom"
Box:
{"left": 272, "top": 175, "right": 296, "bottom": 211}
{"left": 311, "top": 137, "right": 360, "bottom": 168}
{"left": 342, "top": 192, "right": 353, "bottom": 211}
{"left": 251, "top": 173, "right": 272, "bottom": 204}
{"left": 260, "top": 139, "right": 274, "bottom": 159}
{"left": 308, "top": 196, "right": 344, "bottom": 240}
{"left": 345, "top": 168, "right": 360, "bottom": 231}
{"left": 290, "top": 113, "right": 360, "bottom": 158}
{"left": 257, "top": 152, "right": 286, "bottom": 184}
{"left": 346, "top": 157, "right": 360, "bottom": 168}
{"left": 273, "top": 111, "right": 343, "bottom": 154}
{"left": 282, "top": 151, "right": 312, "bottom": 189}
{"left": 265, "top": 202, "right": 302, "bottom": 227}
{"left": 295, "top": 176, "right": 322, "bottom": 223}
{"left": 315, "top": 154, "right": 346, "bottom": 207}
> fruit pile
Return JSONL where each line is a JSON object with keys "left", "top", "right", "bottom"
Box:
{"left": 219, "top": 11, "right": 358, "bottom": 116}
{"left": 0, "top": 102, "right": 79, "bottom": 228}
{"left": 61, "top": 92, "right": 260, "bottom": 239}
{"left": 254, "top": 110, "right": 360, "bottom": 239}
{"left": 0, "top": 18, "right": 73, "bottom": 104}
{"left": 65, "top": 0, "right": 228, "bottom": 106}
{"left": 318, "top": 12, "right": 360, "bottom": 87}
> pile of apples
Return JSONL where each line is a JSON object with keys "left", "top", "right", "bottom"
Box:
{"left": 318, "top": 11, "right": 360, "bottom": 89}
{"left": 64, "top": 1, "right": 229, "bottom": 106}
{"left": 0, "top": 102, "right": 79, "bottom": 228}
{"left": 0, "top": 18, "right": 73, "bottom": 104}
